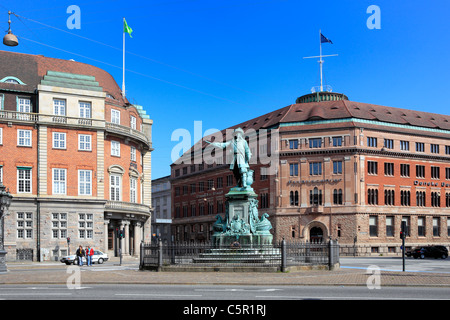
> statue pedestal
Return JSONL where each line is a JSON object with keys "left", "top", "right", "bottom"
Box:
{"left": 212, "top": 187, "right": 273, "bottom": 247}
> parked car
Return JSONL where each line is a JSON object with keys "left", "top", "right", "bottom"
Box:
{"left": 60, "top": 250, "right": 109, "bottom": 265}
{"left": 407, "top": 246, "right": 448, "bottom": 259}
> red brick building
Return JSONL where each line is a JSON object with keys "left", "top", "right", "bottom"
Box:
{"left": 171, "top": 91, "right": 450, "bottom": 256}
{"left": 0, "top": 51, "right": 153, "bottom": 261}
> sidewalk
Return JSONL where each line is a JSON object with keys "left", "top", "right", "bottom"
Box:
{"left": 2, "top": 260, "right": 450, "bottom": 287}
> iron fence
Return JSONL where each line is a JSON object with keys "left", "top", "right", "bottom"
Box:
{"left": 140, "top": 240, "right": 339, "bottom": 271}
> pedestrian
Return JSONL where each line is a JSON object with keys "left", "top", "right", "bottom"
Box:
{"left": 86, "top": 245, "right": 94, "bottom": 266}
{"left": 76, "top": 245, "right": 85, "bottom": 266}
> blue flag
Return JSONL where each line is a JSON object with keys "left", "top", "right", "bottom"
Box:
{"left": 320, "top": 33, "right": 333, "bottom": 44}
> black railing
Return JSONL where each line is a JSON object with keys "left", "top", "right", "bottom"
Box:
{"left": 140, "top": 240, "right": 339, "bottom": 272}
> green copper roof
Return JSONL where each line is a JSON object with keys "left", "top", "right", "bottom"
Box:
{"left": 40, "top": 70, "right": 103, "bottom": 92}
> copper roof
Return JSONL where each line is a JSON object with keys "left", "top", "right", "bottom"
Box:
{"left": 0, "top": 50, "right": 127, "bottom": 105}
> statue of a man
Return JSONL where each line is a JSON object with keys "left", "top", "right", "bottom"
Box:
{"left": 207, "top": 127, "right": 252, "bottom": 188}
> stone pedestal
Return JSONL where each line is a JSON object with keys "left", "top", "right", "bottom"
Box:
{"left": 212, "top": 187, "right": 273, "bottom": 247}
{"left": 0, "top": 250, "right": 7, "bottom": 273}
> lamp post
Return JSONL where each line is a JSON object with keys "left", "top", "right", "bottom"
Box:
{"left": 0, "top": 183, "right": 13, "bottom": 273}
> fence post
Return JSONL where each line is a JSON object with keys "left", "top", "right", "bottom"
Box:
{"left": 139, "top": 241, "right": 144, "bottom": 270}
{"left": 281, "top": 238, "right": 287, "bottom": 272}
{"left": 158, "top": 238, "right": 163, "bottom": 272}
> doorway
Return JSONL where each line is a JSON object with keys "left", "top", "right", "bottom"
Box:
{"left": 309, "top": 226, "right": 323, "bottom": 243}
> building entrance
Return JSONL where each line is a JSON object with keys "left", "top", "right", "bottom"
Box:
{"left": 310, "top": 226, "right": 323, "bottom": 243}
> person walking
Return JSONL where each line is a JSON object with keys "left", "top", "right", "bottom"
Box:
{"left": 76, "top": 245, "right": 85, "bottom": 266}
{"left": 86, "top": 245, "right": 94, "bottom": 266}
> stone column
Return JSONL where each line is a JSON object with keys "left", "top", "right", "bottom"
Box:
{"left": 134, "top": 222, "right": 141, "bottom": 257}
{"left": 103, "top": 219, "right": 109, "bottom": 253}
{"left": 123, "top": 220, "right": 130, "bottom": 255}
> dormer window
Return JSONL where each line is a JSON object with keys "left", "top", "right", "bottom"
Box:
{"left": 1, "top": 76, "right": 26, "bottom": 85}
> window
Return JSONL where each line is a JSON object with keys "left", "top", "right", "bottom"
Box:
{"left": 130, "top": 146, "right": 136, "bottom": 162}
{"left": 400, "top": 164, "right": 410, "bottom": 177}
{"left": 78, "top": 134, "right": 92, "bottom": 151}
{"left": 332, "top": 136, "right": 342, "bottom": 147}
{"left": 289, "top": 140, "right": 298, "bottom": 149}
{"left": 309, "top": 138, "right": 322, "bottom": 148}
{"left": 367, "top": 189, "right": 378, "bottom": 205}
{"left": 0, "top": 166, "right": 2, "bottom": 183}
{"left": 448, "top": 218, "right": 450, "bottom": 237}
{"left": 52, "top": 213, "right": 67, "bottom": 239}
{"left": 78, "top": 170, "right": 92, "bottom": 196}
{"left": 433, "top": 217, "right": 440, "bottom": 237}
{"left": 207, "top": 179, "right": 214, "bottom": 190}
{"left": 17, "top": 168, "right": 32, "bottom": 193}
{"left": 53, "top": 99, "right": 66, "bottom": 116}
{"left": 418, "top": 217, "right": 425, "bottom": 237}
{"left": 78, "top": 213, "right": 93, "bottom": 239}
{"left": 217, "top": 177, "right": 223, "bottom": 189}
{"left": 430, "top": 144, "right": 439, "bottom": 154}
{"left": 446, "top": 146, "right": 450, "bottom": 155}
{"left": 431, "top": 166, "right": 440, "bottom": 179}
{"left": 400, "top": 190, "right": 410, "bottom": 206}
{"left": 400, "top": 140, "right": 409, "bottom": 151}
{"left": 384, "top": 139, "right": 394, "bottom": 149}
{"left": 431, "top": 192, "right": 440, "bottom": 207}
{"left": 52, "top": 168, "right": 66, "bottom": 195}
{"left": 290, "top": 191, "right": 299, "bottom": 206}
{"left": 309, "top": 162, "right": 322, "bottom": 175}
{"left": 386, "top": 216, "right": 394, "bottom": 237}
{"left": 369, "top": 216, "right": 378, "bottom": 237}
{"left": 260, "top": 193, "right": 269, "bottom": 208}
{"left": 416, "top": 165, "right": 425, "bottom": 178}
{"left": 111, "top": 140, "right": 120, "bottom": 157}
{"left": 111, "top": 109, "right": 121, "bottom": 124}
{"left": 79, "top": 102, "right": 91, "bottom": 118}
{"left": 415, "top": 142, "right": 425, "bottom": 152}
{"left": 227, "top": 175, "right": 233, "bottom": 187}
{"left": 130, "top": 177, "right": 137, "bottom": 203}
{"left": 130, "top": 116, "right": 137, "bottom": 130}
{"left": 333, "top": 189, "right": 343, "bottom": 205}
{"left": 18, "top": 129, "right": 32, "bottom": 147}
{"left": 367, "top": 161, "right": 378, "bottom": 175}
{"left": 384, "top": 189, "right": 395, "bottom": 206}
{"left": 17, "top": 97, "right": 31, "bottom": 113}
{"left": 416, "top": 191, "right": 426, "bottom": 207}
{"left": 110, "top": 174, "right": 121, "bottom": 201}
{"left": 0, "top": 127, "right": 2, "bottom": 145}
{"left": 290, "top": 163, "right": 299, "bottom": 176}
{"left": 52, "top": 132, "right": 66, "bottom": 149}
{"left": 384, "top": 162, "right": 394, "bottom": 176}
{"left": 367, "top": 137, "right": 377, "bottom": 147}
{"left": 309, "top": 187, "right": 322, "bottom": 205}
{"left": 333, "top": 161, "right": 342, "bottom": 174}
{"left": 17, "top": 212, "right": 33, "bottom": 239}
{"left": 446, "top": 168, "right": 450, "bottom": 180}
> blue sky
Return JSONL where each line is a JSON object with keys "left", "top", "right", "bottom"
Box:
{"left": 2, "top": 0, "right": 450, "bottom": 179}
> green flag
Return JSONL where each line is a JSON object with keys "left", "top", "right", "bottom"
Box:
{"left": 124, "top": 18, "right": 133, "bottom": 38}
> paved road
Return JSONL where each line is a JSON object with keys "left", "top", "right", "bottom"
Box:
{"left": 340, "top": 256, "right": 450, "bottom": 273}
{"left": 0, "top": 284, "right": 449, "bottom": 300}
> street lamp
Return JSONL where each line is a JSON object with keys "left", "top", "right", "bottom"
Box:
{"left": 3, "top": 11, "right": 19, "bottom": 47}
{"left": 0, "top": 183, "right": 13, "bottom": 273}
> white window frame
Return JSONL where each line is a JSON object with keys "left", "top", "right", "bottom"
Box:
{"left": 0, "top": 166, "right": 3, "bottom": 183}
{"left": 78, "top": 170, "right": 92, "bottom": 196}
{"left": 130, "top": 177, "right": 137, "bottom": 203}
{"left": 53, "top": 99, "right": 66, "bottom": 116}
{"left": 51, "top": 213, "right": 67, "bottom": 239}
{"left": 78, "top": 134, "right": 92, "bottom": 151}
{"left": 78, "top": 213, "right": 93, "bottom": 239}
{"left": 110, "top": 174, "right": 121, "bottom": 201}
{"left": 17, "top": 168, "right": 32, "bottom": 193}
{"left": 130, "top": 115, "right": 137, "bottom": 130}
{"left": 111, "top": 140, "right": 120, "bottom": 157}
{"left": 130, "top": 146, "right": 136, "bottom": 162}
{"left": 52, "top": 132, "right": 66, "bottom": 149}
{"left": 0, "top": 127, "right": 2, "bottom": 145}
{"left": 17, "top": 212, "right": 33, "bottom": 239}
{"left": 52, "top": 168, "right": 67, "bottom": 195}
{"left": 17, "top": 97, "right": 31, "bottom": 113}
{"left": 111, "top": 109, "right": 121, "bottom": 125}
{"left": 79, "top": 101, "right": 91, "bottom": 118}
{"left": 17, "top": 129, "right": 32, "bottom": 147}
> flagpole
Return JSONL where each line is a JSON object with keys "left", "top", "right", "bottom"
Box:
{"left": 122, "top": 17, "right": 126, "bottom": 98}
{"left": 319, "top": 29, "right": 323, "bottom": 92}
